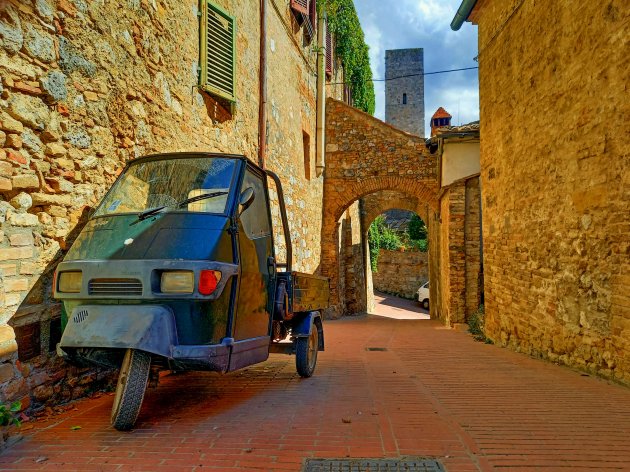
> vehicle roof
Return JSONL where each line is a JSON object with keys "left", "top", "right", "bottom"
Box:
{"left": 126, "top": 152, "right": 263, "bottom": 173}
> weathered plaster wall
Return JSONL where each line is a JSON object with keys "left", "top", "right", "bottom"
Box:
{"left": 441, "top": 141, "right": 480, "bottom": 187}
{"left": 0, "top": 0, "right": 334, "bottom": 409}
{"left": 475, "top": 0, "right": 630, "bottom": 383}
{"left": 373, "top": 249, "right": 427, "bottom": 299}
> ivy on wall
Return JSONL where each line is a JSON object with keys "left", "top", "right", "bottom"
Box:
{"left": 320, "top": 0, "right": 376, "bottom": 115}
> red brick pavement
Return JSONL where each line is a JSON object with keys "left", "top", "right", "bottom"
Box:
{"left": 1, "top": 303, "right": 630, "bottom": 471}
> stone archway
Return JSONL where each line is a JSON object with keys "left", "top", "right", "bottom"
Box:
{"left": 362, "top": 190, "right": 428, "bottom": 229}
{"left": 322, "top": 99, "right": 439, "bottom": 317}
{"left": 360, "top": 194, "right": 430, "bottom": 313}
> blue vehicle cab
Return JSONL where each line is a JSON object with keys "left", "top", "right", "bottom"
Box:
{"left": 53, "top": 152, "right": 329, "bottom": 430}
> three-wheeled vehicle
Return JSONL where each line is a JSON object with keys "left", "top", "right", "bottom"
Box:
{"left": 53, "top": 153, "right": 329, "bottom": 430}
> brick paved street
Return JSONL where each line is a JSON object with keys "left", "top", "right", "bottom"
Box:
{"left": 1, "top": 294, "right": 630, "bottom": 471}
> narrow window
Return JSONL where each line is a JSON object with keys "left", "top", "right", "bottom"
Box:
{"left": 402, "top": 93, "right": 407, "bottom": 105}
{"left": 303, "top": 130, "right": 311, "bottom": 180}
{"left": 200, "top": 2, "right": 236, "bottom": 103}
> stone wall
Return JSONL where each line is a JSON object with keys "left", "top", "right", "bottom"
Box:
{"left": 373, "top": 249, "right": 427, "bottom": 299}
{"left": 433, "top": 175, "right": 483, "bottom": 326}
{"left": 385, "top": 48, "right": 424, "bottom": 137}
{"left": 473, "top": 0, "right": 630, "bottom": 383}
{"left": 0, "top": 0, "right": 340, "bottom": 410}
{"left": 464, "top": 177, "right": 482, "bottom": 315}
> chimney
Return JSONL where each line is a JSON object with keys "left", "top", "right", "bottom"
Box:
{"left": 430, "top": 107, "right": 452, "bottom": 136}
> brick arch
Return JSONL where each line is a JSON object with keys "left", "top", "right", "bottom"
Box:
{"left": 362, "top": 190, "right": 429, "bottom": 230}
{"left": 321, "top": 99, "right": 439, "bottom": 317}
{"left": 330, "top": 176, "right": 437, "bottom": 224}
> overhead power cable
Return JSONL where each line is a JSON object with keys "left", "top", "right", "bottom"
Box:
{"left": 327, "top": 66, "right": 478, "bottom": 86}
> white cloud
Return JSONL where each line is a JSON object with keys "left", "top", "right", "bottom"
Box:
{"left": 355, "top": 0, "right": 480, "bottom": 133}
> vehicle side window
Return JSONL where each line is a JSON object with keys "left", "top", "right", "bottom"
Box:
{"left": 240, "top": 169, "right": 271, "bottom": 239}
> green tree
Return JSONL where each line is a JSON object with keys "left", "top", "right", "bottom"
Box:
{"left": 408, "top": 214, "right": 427, "bottom": 241}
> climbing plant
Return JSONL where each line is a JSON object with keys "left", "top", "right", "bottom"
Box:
{"left": 319, "top": 0, "right": 376, "bottom": 114}
{"left": 368, "top": 216, "right": 402, "bottom": 272}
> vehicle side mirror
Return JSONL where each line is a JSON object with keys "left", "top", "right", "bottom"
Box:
{"left": 239, "top": 187, "right": 255, "bottom": 214}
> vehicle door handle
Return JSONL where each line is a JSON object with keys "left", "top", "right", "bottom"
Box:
{"left": 267, "top": 256, "right": 277, "bottom": 273}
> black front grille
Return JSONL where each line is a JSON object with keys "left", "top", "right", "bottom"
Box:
{"left": 88, "top": 278, "right": 143, "bottom": 296}
{"left": 73, "top": 309, "right": 89, "bottom": 323}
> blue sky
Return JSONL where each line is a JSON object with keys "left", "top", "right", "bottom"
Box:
{"left": 354, "top": 0, "right": 479, "bottom": 135}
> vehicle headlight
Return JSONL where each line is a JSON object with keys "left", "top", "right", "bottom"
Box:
{"left": 58, "top": 271, "right": 83, "bottom": 293}
{"left": 161, "top": 271, "right": 194, "bottom": 294}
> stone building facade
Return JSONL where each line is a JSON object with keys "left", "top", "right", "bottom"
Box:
{"left": 385, "top": 48, "right": 424, "bottom": 137}
{"left": 454, "top": 0, "right": 630, "bottom": 384}
{"left": 0, "top": 0, "right": 347, "bottom": 410}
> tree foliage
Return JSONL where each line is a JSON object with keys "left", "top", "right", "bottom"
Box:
{"left": 320, "top": 0, "right": 376, "bottom": 114}
{"left": 408, "top": 214, "right": 427, "bottom": 241}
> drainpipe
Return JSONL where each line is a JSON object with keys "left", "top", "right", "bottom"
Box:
{"left": 451, "top": 0, "right": 477, "bottom": 31}
{"left": 258, "top": 0, "right": 268, "bottom": 168}
{"left": 315, "top": 14, "right": 326, "bottom": 177}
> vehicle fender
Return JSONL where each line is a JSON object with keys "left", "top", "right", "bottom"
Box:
{"left": 292, "top": 311, "right": 324, "bottom": 351}
{"left": 60, "top": 305, "right": 178, "bottom": 358}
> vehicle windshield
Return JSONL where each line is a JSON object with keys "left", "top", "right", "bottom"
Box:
{"left": 94, "top": 156, "right": 238, "bottom": 218}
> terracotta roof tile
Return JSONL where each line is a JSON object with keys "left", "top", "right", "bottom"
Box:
{"left": 431, "top": 107, "right": 452, "bottom": 119}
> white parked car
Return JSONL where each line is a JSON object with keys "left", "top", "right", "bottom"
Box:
{"left": 417, "top": 281, "right": 429, "bottom": 309}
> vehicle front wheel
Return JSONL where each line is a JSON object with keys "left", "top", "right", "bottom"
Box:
{"left": 111, "top": 349, "right": 151, "bottom": 431}
{"left": 422, "top": 299, "right": 429, "bottom": 310}
{"left": 296, "top": 326, "right": 318, "bottom": 378}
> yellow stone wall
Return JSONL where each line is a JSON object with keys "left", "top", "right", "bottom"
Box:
{"left": 475, "top": 0, "right": 630, "bottom": 383}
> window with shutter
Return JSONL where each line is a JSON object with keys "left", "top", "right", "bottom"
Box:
{"left": 309, "top": 0, "right": 317, "bottom": 26}
{"left": 325, "top": 23, "right": 333, "bottom": 78}
{"left": 290, "top": 0, "right": 308, "bottom": 15}
{"left": 303, "top": 0, "right": 316, "bottom": 43}
{"left": 200, "top": 1, "right": 236, "bottom": 103}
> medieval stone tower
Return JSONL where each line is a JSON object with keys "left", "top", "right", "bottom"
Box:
{"left": 385, "top": 48, "right": 425, "bottom": 137}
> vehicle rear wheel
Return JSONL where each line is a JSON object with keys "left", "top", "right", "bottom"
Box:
{"left": 296, "top": 326, "right": 318, "bottom": 378}
{"left": 111, "top": 349, "right": 151, "bottom": 431}
{"left": 422, "top": 299, "right": 429, "bottom": 310}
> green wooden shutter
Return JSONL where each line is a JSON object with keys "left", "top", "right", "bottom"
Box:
{"left": 200, "top": 1, "right": 236, "bottom": 102}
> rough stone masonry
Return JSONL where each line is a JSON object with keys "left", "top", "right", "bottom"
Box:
{"left": 0, "top": 0, "right": 347, "bottom": 410}
{"left": 471, "top": 0, "right": 630, "bottom": 385}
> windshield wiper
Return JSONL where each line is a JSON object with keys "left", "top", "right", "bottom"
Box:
{"left": 136, "top": 191, "right": 229, "bottom": 221}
